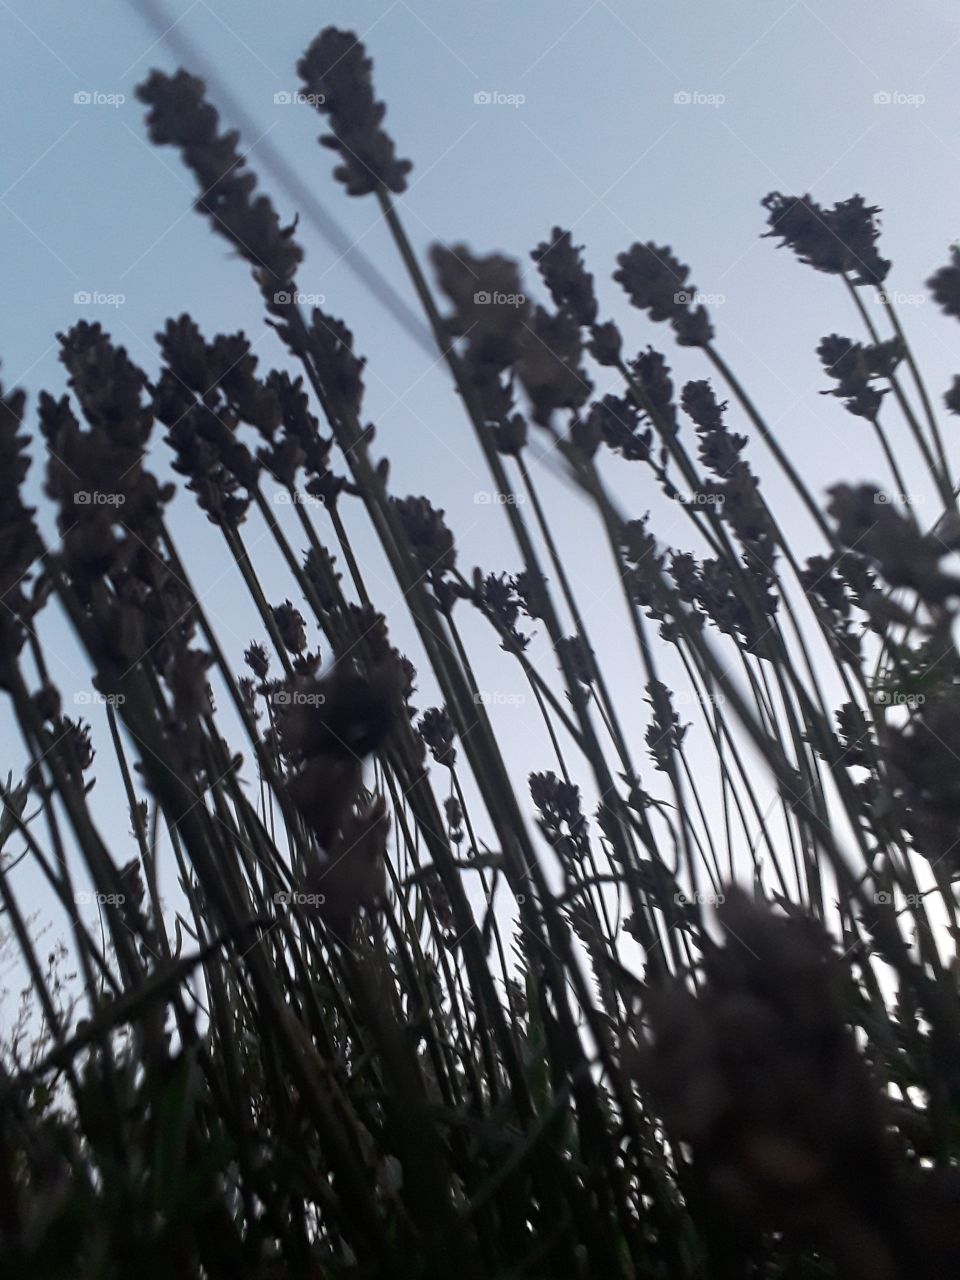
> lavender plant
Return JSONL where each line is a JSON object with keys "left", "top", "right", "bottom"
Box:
{"left": 1, "top": 25, "right": 960, "bottom": 1280}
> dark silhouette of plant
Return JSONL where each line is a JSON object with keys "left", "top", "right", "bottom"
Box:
{"left": 2, "top": 25, "right": 960, "bottom": 1280}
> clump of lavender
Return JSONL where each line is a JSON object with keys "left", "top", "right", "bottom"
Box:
{"left": 3, "top": 23, "right": 960, "bottom": 1280}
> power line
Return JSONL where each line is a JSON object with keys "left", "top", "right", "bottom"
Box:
{"left": 131, "top": 0, "right": 436, "bottom": 356}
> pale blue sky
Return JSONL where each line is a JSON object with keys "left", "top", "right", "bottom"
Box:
{"left": 2, "top": 0, "right": 960, "bottom": 982}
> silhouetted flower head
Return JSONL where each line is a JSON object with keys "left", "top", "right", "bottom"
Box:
{"left": 591, "top": 393, "right": 651, "bottom": 462}
{"left": 630, "top": 348, "right": 677, "bottom": 433}
{"left": 817, "top": 334, "right": 903, "bottom": 419}
{"left": 682, "top": 380, "right": 747, "bottom": 475}
{"left": 0, "top": 375, "right": 39, "bottom": 680}
{"left": 47, "top": 715, "right": 96, "bottom": 786}
{"left": 517, "top": 306, "right": 592, "bottom": 425}
{"left": 644, "top": 680, "right": 686, "bottom": 771}
{"left": 306, "top": 795, "right": 391, "bottom": 931}
{"left": 418, "top": 706, "right": 457, "bottom": 768}
{"left": 444, "top": 795, "right": 464, "bottom": 843}
{"left": 137, "top": 70, "right": 302, "bottom": 302}
{"left": 531, "top": 227, "right": 598, "bottom": 326}
{"left": 492, "top": 412, "right": 528, "bottom": 455}
{"left": 298, "top": 27, "right": 412, "bottom": 196}
{"left": 671, "top": 547, "right": 776, "bottom": 654}
{"left": 569, "top": 409, "right": 601, "bottom": 458}
{"left": 257, "top": 371, "right": 319, "bottom": 485}
{"left": 163, "top": 647, "right": 214, "bottom": 733}
{"left": 278, "top": 663, "right": 397, "bottom": 766}
{"left": 681, "top": 379, "right": 726, "bottom": 433}
{"left": 530, "top": 771, "right": 588, "bottom": 862}
{"left": 828, "top": 483, "right": 960, "bottom": 602}
{"left": 556, "top": 634, "right": 594, "bottom": 686}
{"left": 762, "top": 192, "right": 890, "bottom": 285}
{"left": 154, "top": 317, "right": 271, "bottom": 522}
{"left": 614, "top": 242, "right": 714, "bottom": 346}
{"left": 303, "top": 544, "right": 343, "bottom": 612}
{"left": 588, "top": 320, "right": 623, "bottom": 366}
{"left": 244, "top": 642, "right": 270, "bottom": 682}
{"left": 272, "top": 601, "right": 308, "bottom": 654}
{"left": 431, "top": 246, "right": 529, "bottom": 422}
{"left": 300, "top": 311, "right": 366, "bottom": 424}
{"left": 512, "top": 568, "right": 547, "bottom": 622}
{"left": 474, "top": 571, "right": 530, "bottom": 650}
{"left": 431, "top": 244, "right": 532, "bottom": 429}
{"left": 42, "top": 326, "right": 173, "bottom": 588}
{"left": 343, "top": 603, "right": 419, "bottom": 715}
{"left": 928, "top": 246, "right": 960, "bottom": 319}
{"left": 394, "top": 495, "right": 456, "bottom": 581}
{"left": 631, "top": 891, "right": 899, "bottom": 1268}
{"left": 888, "top": 682, "right": 960, "bottom": 873}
